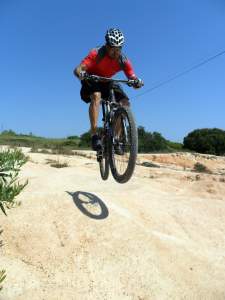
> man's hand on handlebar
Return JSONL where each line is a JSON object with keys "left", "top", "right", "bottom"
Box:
{"left": 127, "top": 78, "right": 144, "bottom": 89}
{"left": 79, "top": 73, "right": 102, "bottom": 82}
{"left": 133, "top": 78, "right": 144, "bottom": 89}
{"left": 78, "top": 73, "right": 144, "bottom": 88}
{"left": 78, "top": 70, "right": 88, "bottom": 81}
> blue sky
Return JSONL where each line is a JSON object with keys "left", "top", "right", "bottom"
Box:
{"left": 1, "top": 0, "right": 225, "bottom": 142}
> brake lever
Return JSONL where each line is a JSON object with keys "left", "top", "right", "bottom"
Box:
{"left": 127, "top": 80, "right": 135, "bottom": 87}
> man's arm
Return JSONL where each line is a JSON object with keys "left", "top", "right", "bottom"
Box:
{"left": 73, "top": 63, "right": 87, "bottom": 79}
{"left": 74, "top": 49, "right": 98, "bottom": 79}
{"left": 123, "top": 59, "right": 143, "bottom": 89}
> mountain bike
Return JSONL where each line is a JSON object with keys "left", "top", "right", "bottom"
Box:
{"left": 84, "top": 74, "right": 143, "bottom": 184}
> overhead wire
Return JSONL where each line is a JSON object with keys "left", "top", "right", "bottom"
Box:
{"left": 135, "top": 49, "right": 225, "bottom": 98}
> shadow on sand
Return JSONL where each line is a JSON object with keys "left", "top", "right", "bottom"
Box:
{"left": 67, "top": 191, "right": 109, "bottom": 220}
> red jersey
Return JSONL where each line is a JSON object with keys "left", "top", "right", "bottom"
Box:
{"left": 81, "top": 46, "right": 136, "bottom": 79}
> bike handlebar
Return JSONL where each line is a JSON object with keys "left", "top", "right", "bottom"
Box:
{"left": 83, "top": 74, "right": 144, "bottom": 88}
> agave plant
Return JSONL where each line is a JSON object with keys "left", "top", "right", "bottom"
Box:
{"left": 0, "top": 149, "right": 28, "bottom": 215}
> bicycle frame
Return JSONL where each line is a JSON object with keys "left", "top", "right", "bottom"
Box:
{"left": 100, "top": 86, "right": 116, "bottom": 144}
{"left": 101, "top": 83, "right": 117, "bottom": 120}
{"left": 84, "top": 74, "right": 142, "bottom": 183}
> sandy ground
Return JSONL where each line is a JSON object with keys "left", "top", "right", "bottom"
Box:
{"left": 1, "top": 148, "right": 225, "bottom": 300}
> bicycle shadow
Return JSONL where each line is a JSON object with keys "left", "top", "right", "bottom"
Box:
{"left": 66, "top": 191, "right": 109, "bottom": 220}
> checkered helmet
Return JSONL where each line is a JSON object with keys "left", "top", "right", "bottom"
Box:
{"left": 105, "top": 28, "right": 124, "bottom": 47}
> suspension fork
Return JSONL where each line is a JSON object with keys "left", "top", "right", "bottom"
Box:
{"left": 121, "top": 117, "right": 128, "bottom": 143}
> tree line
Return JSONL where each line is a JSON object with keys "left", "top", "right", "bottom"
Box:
{"left": 79, "top": 127, "right": 225, "bottom": 155}
{"left": 1, "top": 127, "right": 225, "bottom": 156}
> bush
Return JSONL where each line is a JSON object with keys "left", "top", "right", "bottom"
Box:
{"left": 1, "top": 130, "right": 16, "bottom": 136}
{"left": 67, "top": 135, "right": 79, "bottom": 140}
{"left": 138, "top": 126, "right": 168, "bottom": 152}
{"left": 0, "top": 149, "right": 28, "bottom": 291}
{"left": 166, "top": 141, "right": 183, "bottom": 151}
{"left": 50, "top": 161, "right": 69, "bottom": 168}
{"left": 79, "top": 126, "right": 175, "bottom": 152}
{"left": 51, "top": 146, "right": 74, "bottom": 155}
{"left": 183, "top": 128, "right": 225, "bottom": 156}
{"left": 0, "top": 149, "right": 28, "bottom": 215}
{"left": 79, "top": 130, "right": 92, "bottom": 148}
{"left": 61, "top": 140, "right": 79, "bottom": 147}
{"left": 193, "top": 162, "right": 212, "bottom": 174}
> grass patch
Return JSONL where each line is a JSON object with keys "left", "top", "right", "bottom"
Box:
{"left": 0, "top": 133, "right": 80, "bottom": 152}
{"left": 50, "top": 162, "right": 69, "bottom": 168}
{"left": 140, "top": 161, "right": 160, "bottom": 168}
{"left": 46, "top": 158, "right": 69, "bottom": 168}
{"left": 192, "top": 162, "right": 212, "bottom": 174}
{"left": 51, "top": 147, "right": 74, "bottom": 156}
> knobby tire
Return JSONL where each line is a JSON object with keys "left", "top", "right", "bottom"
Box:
{"left": 109, "top": 106, "right": 138, "bottom": 183}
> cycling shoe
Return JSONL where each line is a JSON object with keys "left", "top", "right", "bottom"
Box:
{"left": 91, "top": 134, "right": 102, "bottom": 151}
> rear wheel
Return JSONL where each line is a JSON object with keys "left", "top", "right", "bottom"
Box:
{"left": 98, "top": 131, "right": 109, "bottom": 180}
{"left": 109, "top": 106, "right": 138, "bottom": 183}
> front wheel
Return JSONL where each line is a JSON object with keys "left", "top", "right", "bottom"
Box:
{"left": 109, "top": 106, "right": 138, "bottom": 183}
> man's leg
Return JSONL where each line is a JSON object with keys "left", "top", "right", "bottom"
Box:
{"left": 89, "top": 92, "right": 102, "bottom": 150}
{"left": 89, "top": 92, "right": 101, "bottom": 135}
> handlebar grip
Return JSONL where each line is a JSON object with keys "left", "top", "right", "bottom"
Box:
{"left": 127, "top": 79, "right": 144, "bottom": 87}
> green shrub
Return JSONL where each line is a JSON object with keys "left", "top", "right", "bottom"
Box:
{"left": 0, "top": 149, "right": 28, "bottom": 291}
{"left": 67, "top": 135, "right": 79, "bottom": 140}
{"left": 46, "top": 158, "right": 69, "bottom": 168}
{"left": 51, "top": 146, "right": 74, "bottom": 155}
{"left": 183, "top": 128, "right": 225, "bottom": 156}
{"left": 79, "top": 130, "right": 92, "bottom": 148}
{"left": 193, "top": 162, "right": 212, "bottom": 174}
{"left": 1, "top": 130, "right": 16, "bottom": 136}
{"left": 166, "top": 141, "right": 183, "bottom": 151}
{"left": 138, "top": 126, "right": 169, "bottom": 153}
{"left": 0, "top": 149, "right": 28, "bottom": 215}
{"left": 50, "top": 161, "right": 69, "bottom": 168}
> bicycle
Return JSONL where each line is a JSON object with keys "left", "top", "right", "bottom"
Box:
{"left": 83, "top": 74, "right": 144, "bottom": 184}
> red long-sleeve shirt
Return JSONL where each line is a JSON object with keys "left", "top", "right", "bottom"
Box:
{"left": 81, "top": 46, "right": 136, "bottom": 78}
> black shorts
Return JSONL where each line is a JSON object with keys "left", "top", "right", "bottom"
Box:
{"left": 80, "top": 80, "right": 129, "bottom": 103}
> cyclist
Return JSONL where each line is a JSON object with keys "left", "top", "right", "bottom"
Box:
{"left": 74, "top": 28, "right": 143, "bottom": 151}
